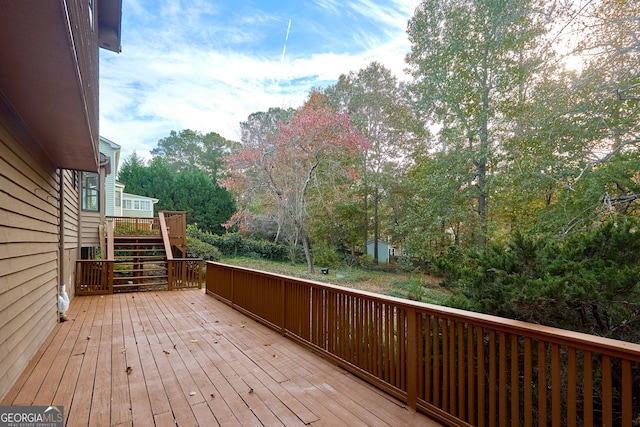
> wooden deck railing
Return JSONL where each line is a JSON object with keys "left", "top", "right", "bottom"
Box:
{"left": 160, "top": 210, "right": 187, "bottom": 257}
{"left": 168, "top": 258, "right": 203, "bottom": 290}
{"left": 205, "top": 262, "right": 640, "bottom": 427}
{"left": 75, "top": 260, "right": 114, "bottom": 295}
{"left": 76, "top": 212, "right": 202, "bottom": 294}
{"left": 107, "top": 216, "right": 160, "bottom": 236}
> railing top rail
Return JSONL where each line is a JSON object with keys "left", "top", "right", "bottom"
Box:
{"left": 106, "top": 215, "right": 157, "bottom": 221}
{"left": 207, "top": 261, "right": 640, "bottom": 360}
{"left": 158, "top": 210, "right": 186, "bottom": 217}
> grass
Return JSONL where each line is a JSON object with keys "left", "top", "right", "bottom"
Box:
{"left": 217, "top": 256, "right": 451, "bottom": 305}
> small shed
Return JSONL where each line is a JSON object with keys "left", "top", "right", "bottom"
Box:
{"left": 366, "top": 239, "right": 390, "bottom": 264}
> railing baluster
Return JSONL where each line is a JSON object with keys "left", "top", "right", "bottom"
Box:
{"left": 468, "top": 323, "right": 475, "bottom": 425}
{"left": 602, "top": 355, "right": 612, "bottom": 426}
{"left": 457, "top": 321, "right": 465, "bottom": 420}
{"left": 622, "top": 360, "right": 632, "bottom": 427}
{"left": 489, "top": 330, "right": 497, "bottom": 427}
{"left": 551, "top": 343, "right": 561, "bottom": 426}
{"left": 524, "top": 337, "right": 532, "bottom": 427}
{"left": 499, "top": 331, "right": 507, "bottom": 427}
{"left": 538, "top": 341, "right": 547, "bottom": 426}
{"left": 511, "top": 334, "right": 519, "bottom": 427}
{"left": 443, "top": 317, "right": 449, "bottom": 411}
{"left": 478, "top": 326, "right": 486, "bottom": 427}
{"left": 568, "top": 347, "right": 577, "bottom": 427}
{"left": 433, "top": 315, "right": 440, "bottom": 408}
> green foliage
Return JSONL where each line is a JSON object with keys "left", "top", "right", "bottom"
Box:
{"left": 427, "top": 246, "right": 467, "bottom": 287}
{"left": 113, "top": 221, "right": 156, "bottom": 236}
{"left": 396, "top": 255, "right": 416, "bottom": 273}
{"left": 187, "top": 226, "right": 289, "bottom": 261}
{"left": 359, "top": 253, "right": 374, "bottom": 267}
{"left": 151, "top": 129, "right": 239, "bottom": 180}
{"left": 454, "top": 221, "right": 640, "bottom": 342}
{"left": 118, "top": 153, "right": 235, "bottom": 234}
{"left": 389, "top": 278, "right": 425, "bottom": 302}
{"left": 312, "top": 246, "right": 340, "bottom": 269}
{"left": 186, "top": 237, "right": 221, "bottom": 261}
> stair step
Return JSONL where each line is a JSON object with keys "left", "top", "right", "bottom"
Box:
{"left": 114, "top": 267, "right": 167, "bottom": 273}
{"left": 114, "top": 255, "right": 166, "bottom": 260}
{"left": 112, "top": 282, "right": 169, "bottom": 292}
{"left": 114, "top": 275, "right": 168, "bottom": 281}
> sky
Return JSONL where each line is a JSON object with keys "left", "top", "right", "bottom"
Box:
{"left": 99, "top": 0, "right": 422, "bottom": 161}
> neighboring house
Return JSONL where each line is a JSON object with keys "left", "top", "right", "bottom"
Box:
{"left": 115, "top": 181, "right": 125, "bottom": 216}
{"left": 121, "top": 192, "right": 159, "bottom": 217}
{"left": 366, "top": 239, "right": 390, "bottom": 264}
{"left": 0, "top": 1, "right": 122, "bottom": 401}
{"left": 98, "top": 137, "right": 159, "bottom": 219}
{"left": 100, "top": 137, "right": 121, "bottom": 216}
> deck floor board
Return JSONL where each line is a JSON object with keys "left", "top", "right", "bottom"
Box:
{"left": 2, "top": 290, "right": 441, "bottom": 426}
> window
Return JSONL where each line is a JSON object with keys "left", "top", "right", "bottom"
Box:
{"left": 81, "top": 172, "right": 99, "bottom": 211}
{"left": 116, "top": 190, "right": 121, "bottom": 207}
{"left": 122, "top": 198, "right": 152, "bottom": 211}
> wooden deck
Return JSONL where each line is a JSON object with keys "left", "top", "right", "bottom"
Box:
{"left": 2, "top": 290, "right": 441, "bottom": 426}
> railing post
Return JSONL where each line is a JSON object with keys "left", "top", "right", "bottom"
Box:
{"left": 167, "top": 261, "right": 173, "bottom": 291}
{"left": 281, "top": 278, "right": 286, "bottom": 336}
{"left": 407, "top": 307, "right": 418, "bottom": 412}
{"left": 230, "top": 268, "right": 234, "bottom": 309}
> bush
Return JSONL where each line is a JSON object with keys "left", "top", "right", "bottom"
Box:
{"left": 186, "top": 237, "right": 221, "bottom": 261}
{"left": 455, "top": 221, "right": 640, "bottom": 342}
{"left": 313, "top": 246, "right": 340, "bottom": 269}
{"left": 186, "top": 225, "right": 289, "bottom": 261}
{"left": 340, "top": 253, "right": 361, "bottom": 268}
{"left": 359, "top": 253, "right": 374, "bottom": 267}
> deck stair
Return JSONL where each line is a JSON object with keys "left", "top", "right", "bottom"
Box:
{"left": 112, "top": 235, "right": 168, "bottom": 291}
{"left": 76, "top": 212, "right": 201, "bottom": 295}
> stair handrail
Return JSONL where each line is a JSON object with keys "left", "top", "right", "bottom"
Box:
{"left": 158, "top": 211, "right": 174, "bottom": 261}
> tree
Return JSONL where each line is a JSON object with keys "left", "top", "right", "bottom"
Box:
{"left": 406, "top": 0, "right": 547, "bottom": 250}
{"left": 118, "top": 154, "right": 235, "bottom": 234}
{"left": 151, "top": 129, "right": 239, "bottom": 180}
{"left": 484, "top": 0, "right": 640, "bottom": 237}
{"left": 400, "top": 148, "right": 476, "bottom": 257}
{"left": 116, "top": 151, "right": 148, "bottom": 195}
{"left": 325, "top": 62, "right": 420, "bottom": 261}
{"left": 233, "top": 107, "right": 297, "bottom": 243}
{"left": 224, "top": 92, "right": 370, "bottom": 272}
{"left": 171, "top": 169, "right": 236, "bottom": 234}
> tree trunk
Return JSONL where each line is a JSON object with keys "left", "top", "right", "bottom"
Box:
{"left": 302, "top": 232, "right": 314, "bottom": 273}
{"left": 373, "top": 185, "right": 379, "bottom": 263}
{"left": 363, "top": 151, "right": 368, "bottom": 254}
{"left": 477, "top": 160, "right": 487, "bottom": 250}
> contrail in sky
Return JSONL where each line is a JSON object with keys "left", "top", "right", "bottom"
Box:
{"left": 280, "top": 19, "right": 291, "bottom": 65}
{"left": 277, "top": 19, "right": 292, "bottom": 106}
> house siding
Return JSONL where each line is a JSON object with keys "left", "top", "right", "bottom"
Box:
{"left": 99, "top": 138, "right": 119, "bottom": 217}
{"left": 62, "top": 170, "right": 79, "bottom": 299}
{"left": 0, "top": 113, "right": 60, "bottom": 401}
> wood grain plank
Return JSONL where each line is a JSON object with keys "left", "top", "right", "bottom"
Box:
{"left": 2, "top": 291, "right": 441, "bottom": 427}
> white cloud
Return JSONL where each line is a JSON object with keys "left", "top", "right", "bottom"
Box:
{"left": 99, "top": 0, "right": 422, "bottom": 162}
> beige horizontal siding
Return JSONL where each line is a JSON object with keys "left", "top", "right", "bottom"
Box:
{"left": 0, "top": 113, "right": 60, "bottom": 401}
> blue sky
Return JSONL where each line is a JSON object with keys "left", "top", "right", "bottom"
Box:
{"left": 99, "top": 0, "right": 422, "bottom": 160}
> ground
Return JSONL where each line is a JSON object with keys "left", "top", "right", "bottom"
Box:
{"left": 219, "top": 257, "right": 450, "bottom": 304}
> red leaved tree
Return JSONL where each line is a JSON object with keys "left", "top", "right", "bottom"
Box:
{"left": 223, "top": 92, "right": 370, "bottom": 272}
